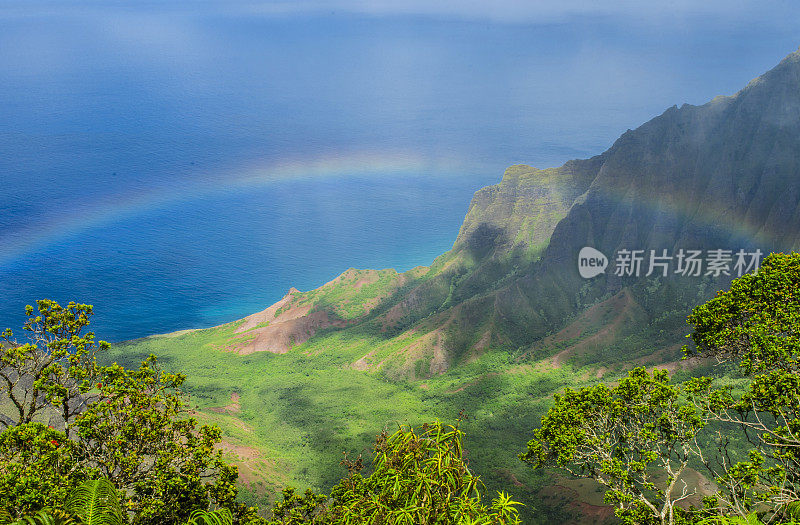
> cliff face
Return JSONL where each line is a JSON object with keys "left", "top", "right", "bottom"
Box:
{"left": 454, "top": 159, "right": 601, "bottom": 258}
{"left": 228, "top": 48, "right": 800, "bottom": 376}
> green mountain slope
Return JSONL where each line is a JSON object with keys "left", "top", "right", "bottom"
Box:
{"left": 109, "top": 48, "right": 800, "bottom": 523}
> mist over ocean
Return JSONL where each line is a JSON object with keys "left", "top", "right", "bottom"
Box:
{"left": 1, "top": 2, "right": 797, "bottom": 341}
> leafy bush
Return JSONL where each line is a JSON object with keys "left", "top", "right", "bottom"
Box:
{"left": 268, "top": 419, "right": 521, "bottom": 524}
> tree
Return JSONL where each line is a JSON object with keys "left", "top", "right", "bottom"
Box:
{"left": 0, "top": 300, "right": 107, "bottom": 437}
{"left": 0, "top": 301, "right": 261, "bottom": 525}
{"left": 71, "top": 355, "right": 251, "bottom": 525}
{"left": 0, "top": 508, "right": 78, "bottom": 525}
{"left": 520, "top": 367, "right": 705, "bottom": 525}
{"left": 683, "top": 252, "right": 800, "bottom": 520}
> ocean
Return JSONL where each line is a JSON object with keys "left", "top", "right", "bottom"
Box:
{"left": 1, "top": 1, "right": 797, "bottom": 341}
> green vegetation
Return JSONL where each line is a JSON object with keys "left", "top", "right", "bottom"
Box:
{"left": 94, "top": 254, "right": 800, "bottom": 524}
{"left": 0, "top": 302, "right": 258, "bottom": 524}
{"left": 0, "top": 423, "right": 87, "bottom": 514}
{"left": 65, "top": 479, "right": 126, "bottom": 525}
{"left": 683, "top": 253, "right": 800, "bottom": 517}
{"left": 297, "top": 269, "right": 409, "bottom": 321}
{"left": 0, "top": 300, "right": 108, "bottom": 434}
{"left": 0, "top": 477, "right": 235, "bottom": 525}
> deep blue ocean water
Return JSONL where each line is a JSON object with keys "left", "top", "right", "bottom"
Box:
{"left": 1, "top": 2, "right": 798, "bottom": 341}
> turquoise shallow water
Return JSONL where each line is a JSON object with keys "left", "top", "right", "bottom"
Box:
{"left": 0, "top": 2, "right": 797, "bottom": 341}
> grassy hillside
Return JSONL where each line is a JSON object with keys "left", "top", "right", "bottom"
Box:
{"left": 107, "top": 310, "right": 646, "bottom": 523}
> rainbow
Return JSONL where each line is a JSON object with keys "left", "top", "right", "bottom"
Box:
{"left": 0, "top": 151, "right": 452, "bottom": 269}
{"left": 1, "top": 152, "right": 783, "bottom": 271}
{"left": 582, "top": 179, "right": 780, "bottom": 249}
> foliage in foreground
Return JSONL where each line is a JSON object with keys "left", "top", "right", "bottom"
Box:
{"left": 0, "top": 417, "right": 519, "bottom": 525}
{"left": 684, "top": 252, "right": 800, "bottom": 516}
{"left": 0, "top": 300, "right": 257, "bottom": 524}
{"left": 268, "top": 419, "right": 521, "bottom": 524}
{"left": 0, "top": 478, "right": 234, "bottom": 525}
{"left": 521, "top": 366, "right": 703, "bottom": 524}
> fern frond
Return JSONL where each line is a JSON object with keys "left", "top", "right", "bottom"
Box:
{"left": 1, "top": 509, "right": 78, "bottom": 525}
{"left": 65, "top": 478, "right": 124, "bottom": 525}
{"left": 184, "top": 509, "right": 233, "bottom": 525}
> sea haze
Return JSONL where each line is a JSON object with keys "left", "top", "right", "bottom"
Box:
{"left": 0, "top": 1, "right": 797, "bottom": 341}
